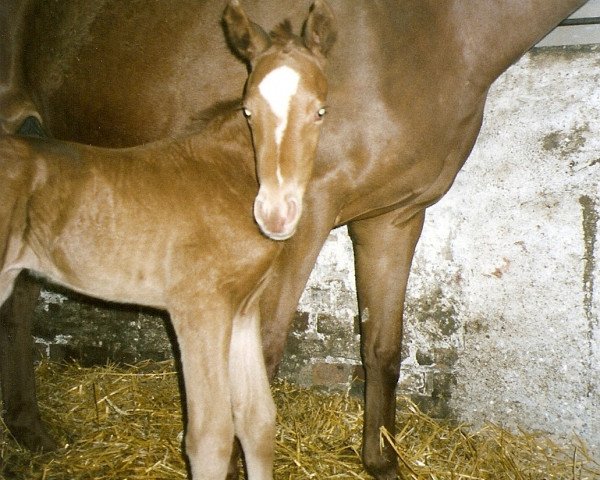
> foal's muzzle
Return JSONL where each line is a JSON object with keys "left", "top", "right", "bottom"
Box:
{"left": 253, "top": 189, "right": 302, "bottom": 241}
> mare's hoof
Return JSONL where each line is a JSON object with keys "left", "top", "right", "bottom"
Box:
{"left": 12, "top": 426, "right": 59, "bottom": 452}
{"left": 364, "top": 456, "right": 400, "bottom": 480}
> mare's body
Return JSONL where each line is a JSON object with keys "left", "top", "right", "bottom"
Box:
{"left": 0, "top": 1, "right": 587, "bottom": 478}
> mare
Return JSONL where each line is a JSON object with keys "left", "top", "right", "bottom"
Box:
{"left": 0, "top": 1, "right": 588, "bottom": 479}
{"left": 0, "top": 1, "right": 336, "bottom": 478}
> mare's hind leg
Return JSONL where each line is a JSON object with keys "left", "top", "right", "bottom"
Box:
{"left": 229, "top": 304, "right": 275, "bottom": 480}
{"left": 0, "top": 271, "right": 55, "bottom": 451}
{"left": 170, "top": 301, "right": 236, "bottom": 480}
{"left": 0, "top": 116, "right": 53, "bottom": 451}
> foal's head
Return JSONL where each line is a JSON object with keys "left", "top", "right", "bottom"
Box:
{"left": 223, "top": 0, "right": 336, "bottom": 240}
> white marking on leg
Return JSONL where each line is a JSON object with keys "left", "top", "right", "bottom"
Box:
{"left": 258, "top": 65, "right": 300, "bottom": 149}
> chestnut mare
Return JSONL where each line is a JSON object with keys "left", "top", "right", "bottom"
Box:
{"left": 0, "top": 1, "right": 336, "bottom": 478}
{"left": 0, "top": 1, "right": 588, "bottom": 479}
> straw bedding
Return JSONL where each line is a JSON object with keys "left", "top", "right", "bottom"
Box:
{"left": 1, "top": 360, "right": 598, "bottom": 479}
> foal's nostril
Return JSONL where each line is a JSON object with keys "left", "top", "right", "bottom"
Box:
{"left": 284, "top": 195, "right": 299, "bottom": 226}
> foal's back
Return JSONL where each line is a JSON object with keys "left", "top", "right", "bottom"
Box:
{"left": 0, "top": 119, "right": 277, "bottom": 309}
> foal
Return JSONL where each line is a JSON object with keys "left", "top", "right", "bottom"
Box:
{"left": 0, "top": 1, "right": 336, "bottom": 478}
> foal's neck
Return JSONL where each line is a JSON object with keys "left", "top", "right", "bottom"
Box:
{"left": 183, "top": 101, "right": 255, "bottom": 168}
{"left": 186, "top": 100, "right": 250, "bottom": 145}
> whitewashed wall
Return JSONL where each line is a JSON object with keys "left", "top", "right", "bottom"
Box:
{"left": 294, "top": 45, "right": 600, "bottom": 452}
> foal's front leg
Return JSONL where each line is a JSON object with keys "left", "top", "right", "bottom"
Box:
{"left": 229, "top": 303, "right": 275, "bottom": 480}
{"left": 348, "top": 209, "right": 426, "bottom": 480}
{"left": 170, "top": 303, "right": 236, "bottom": 480}
{"left": 0, "top": 115, "right": 53, "bottom": 451}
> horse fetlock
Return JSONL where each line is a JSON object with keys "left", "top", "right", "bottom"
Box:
{"left": 6, "top": 414, "right": 58, "bottom": 452}
{"left": 363, "top": 449, "right": 399, "bottom": 480}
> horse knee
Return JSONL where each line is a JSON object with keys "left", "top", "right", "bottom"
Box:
{"left": 364, "top": 344, "right": 402, "bottom": 388}
{"left": 232, "top": 382, "right": 276, "bottom": 446}
{"left": 245, "top": 395, "right": 276, "bottom": 442}
{"left": 185, "top": 419, "right": 235, "bottom": 480}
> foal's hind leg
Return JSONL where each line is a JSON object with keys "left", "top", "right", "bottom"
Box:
{"left": 229, "top": 303, "right": 275, "bottom": 480}
{"left": 170, "top": 301, "right": 236, "bottom": 480}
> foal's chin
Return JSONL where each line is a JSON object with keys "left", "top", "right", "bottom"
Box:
{"left": 255, "top": 213, "right": 300, "bottom": 241}
{"left": 260, "top": 225, "right": 298, "bottom": 241}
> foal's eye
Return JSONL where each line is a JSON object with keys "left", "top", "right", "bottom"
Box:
{"left": 242, "top": 108, "right": 252, "bottom": 120}
{"left": 316, "top": 107, "right": 327, "bottom": 121}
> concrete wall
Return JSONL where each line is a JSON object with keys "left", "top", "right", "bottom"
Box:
{"left": 32, "top": 45, "right": 600, "bottom": 451}
{"left": 448, "top": 45, "right": 600, "bottom": 451}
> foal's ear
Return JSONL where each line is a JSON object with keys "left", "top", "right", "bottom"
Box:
{"left": 303, "top": 0, "right": 337, "bottom": 59}
{"left": 223, "top": 0, "right": 271, "bottom": 65}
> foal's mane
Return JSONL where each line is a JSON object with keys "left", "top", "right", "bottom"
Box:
{"left": 185, "top": 99, "right": 244, "bottom": 135}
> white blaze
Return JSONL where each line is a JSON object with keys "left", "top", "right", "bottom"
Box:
{"left": 258, "top": 65, "right": 300, "bottom": 149}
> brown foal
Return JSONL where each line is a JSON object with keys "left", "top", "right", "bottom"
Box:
{"left": 0, "top": 1, "right": 336, "bottom": 478}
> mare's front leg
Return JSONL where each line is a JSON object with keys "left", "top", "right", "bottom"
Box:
{"left": 170, "top": 301, "right": 236, "bottom": 480}
{"left": 229, "top": 303, "right": 275, "bottom": 480}
{"left": 348, "top": 209, "right": 425, "bottom": 480}
{"left": 260, "top": 206, "right": 339, "bottom": 379}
